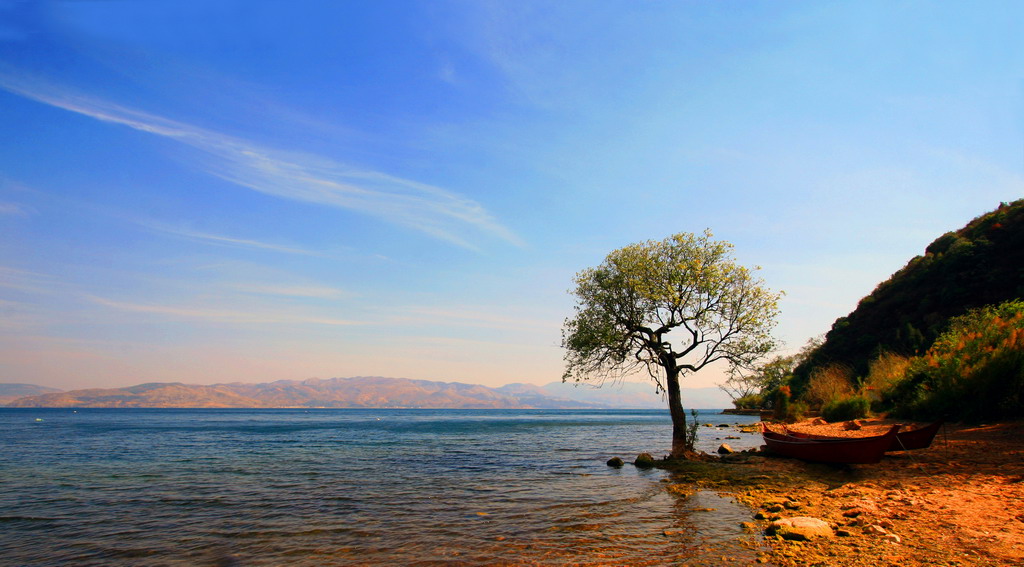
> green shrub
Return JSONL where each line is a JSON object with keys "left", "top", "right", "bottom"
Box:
{"left": 684, "top": 408, "right": 700, "bottom": 451}
{"left": 821, "top": 396, "right": 871, "bottom": 422}
{"left": 771, "top": 386, "right": 806, "bottom": 423}
{"left": 788, "top": 401, "right": 808, "bottom": 422}
{"left": 773, "top": 386, "right": 791, "bottom": 422}
{"left": 733, "top": 393, "right": 765, "bottom": 409}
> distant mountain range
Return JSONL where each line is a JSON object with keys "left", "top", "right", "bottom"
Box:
{"left": 2, "top": 376, "right": 732, "bottom": 409}
{"left": 0, "top": 383, "right": 62, "bottom": 405}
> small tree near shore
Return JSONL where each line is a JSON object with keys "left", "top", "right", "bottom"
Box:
{"left": 561, "top": 230, "right": 781, "bottom": 458}
{"left": 720, "top": 353, "right": 798, "bottom": 409}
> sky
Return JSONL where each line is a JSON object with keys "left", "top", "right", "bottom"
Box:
{"left": 0, "top": 1, "right": 1021, "bottom": 392}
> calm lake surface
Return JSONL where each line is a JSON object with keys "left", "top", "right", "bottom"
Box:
{"left": 0, "top": 408, "right": 766, "bottom": 566}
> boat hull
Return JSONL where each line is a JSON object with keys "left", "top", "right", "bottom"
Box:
{"left": 784, "top": 421, "right": 943, "bottom": 452}
{"left": 887, "top": 420, "right": 943, "bottom": 451}
{"left": 761, "top": 424, "right": 900, "bottom": 464}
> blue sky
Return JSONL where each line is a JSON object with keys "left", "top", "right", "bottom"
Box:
{"left": 1, "top": 1, "right": 1021, "bottom": 391}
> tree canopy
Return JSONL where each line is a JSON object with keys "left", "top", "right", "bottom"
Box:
{"left": 561, "top": 230, "right": 781, "bottom": 456}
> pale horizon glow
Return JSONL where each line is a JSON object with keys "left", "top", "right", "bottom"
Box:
{"left": 0, "top": 1, "right": 1021, "bottom": 392}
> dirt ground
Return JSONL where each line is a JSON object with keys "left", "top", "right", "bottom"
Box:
{"left": 663, "top": 419, "right": 1024, "bottom": 566}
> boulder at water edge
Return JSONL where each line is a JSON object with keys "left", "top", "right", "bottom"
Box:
{"left": 607, "top": 457, "right": 624, "bottom": 468}
{"left": 634, "top": 453, "right": 655, "bottom": 468}
{"left": 717, "top": 443, "right": 734, "bottom": 454}
{"left": 766, "top": 517, "right": 835, "bottom": 541}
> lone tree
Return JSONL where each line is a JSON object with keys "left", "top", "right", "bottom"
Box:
{"left": 561, "top": 230, "right": 781, "bottom": 458}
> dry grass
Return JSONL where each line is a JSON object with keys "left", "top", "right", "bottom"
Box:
{"left": 864, "top": 352, "right": 911, "bottom": 394}
{"left": 803, "top": 364, "right": 855, "bottom": 408}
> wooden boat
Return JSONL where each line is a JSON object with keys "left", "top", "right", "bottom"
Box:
{"left": 783, "top": 421, "right": 943, "bottom": 452}
{"left": 760, "top": 423, "right": 900, "bottom": 464}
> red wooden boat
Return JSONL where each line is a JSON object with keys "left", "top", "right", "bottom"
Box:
{"left": 783, "top": 421, "right": 943, "bottom": 452}
{"left": 760, "top": 423, "right": 900, "bottom": 464}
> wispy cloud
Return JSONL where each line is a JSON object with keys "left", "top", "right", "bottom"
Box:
{"left": 398, "top": 306, "right": 557, "bottom": 332}
{"left": 85, "top": 295, "right": 362, "bottom": 326}
{"left": 131, "top": 218, "right": 322, "bottom": 257}
{"left": 0, "top": 266, "right": 63, "bottom": 295}
{"left": 0, "top": 201, "right": 30, "bottom": 216}
{"left": 228, "top": 283, "right": 349, "bottom": 299}
{"left": 0, "top": 298, "right": 44, "bottom": 332}
{"left": 0, "top": 69, "right": 523, "bottom": 250}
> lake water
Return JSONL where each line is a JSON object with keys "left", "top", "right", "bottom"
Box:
{"left": 0, "top": 408, "right": 766, "bottom": 566}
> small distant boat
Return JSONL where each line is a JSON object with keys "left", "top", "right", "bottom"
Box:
{"left": 761, "top": 423, "right": 900, "bottom": 464}
{"left": 784, "top": 421, "right": 943, "bottom": 452}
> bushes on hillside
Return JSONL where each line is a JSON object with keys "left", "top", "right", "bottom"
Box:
{"left": 821, "top": 396, "right": 871, "bottom": 422}
{"left": 886, "top": 300, "right": 1024, "bottom": 422}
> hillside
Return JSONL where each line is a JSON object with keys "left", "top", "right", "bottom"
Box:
{"left": 3, "top": 377, "right": 603, "bottom": 409}
{"left": 793, "top": 199, "right": 1024, "bottom": 391}
{"left": 0, "top": 383, "right": 62, "bottom": 405}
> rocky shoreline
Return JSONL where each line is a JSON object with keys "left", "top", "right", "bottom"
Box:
{"left": 659, "top": 420, "right": 1024, "bottom": 566}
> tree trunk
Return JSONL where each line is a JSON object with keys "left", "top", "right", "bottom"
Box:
{"left": 665, "top": 367, "right": 690, "bottom": 458}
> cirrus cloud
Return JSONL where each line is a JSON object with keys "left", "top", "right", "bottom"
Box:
{"left": 0, "top": 68, "right": 523, "bottom": 251}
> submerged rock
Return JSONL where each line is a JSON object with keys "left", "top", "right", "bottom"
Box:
{"left": 666, "top": 484, "right": 694, "bottom": 497}
{"left": 766, "top": 517, "right": 835, "bottom": 541}
{"left": 606, "top": 457, "right": 624, "bottom": 468}
{"left": 634, "top": 453, "right": 656, "bottom": 468}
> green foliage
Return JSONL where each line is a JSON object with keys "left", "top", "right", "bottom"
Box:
{"left": 732, "top": 393, "right": 764, "bottom": 409}
{"left": 562, "top": 230, "right": 781, "bottom": 387}
{"left": 771, "top": 386, "right": 805, "bottom": 423}
{"left": 886, "top": 300, "right": 1024, "bottom": 422}
{"left": 792, "top": 200, "right": 1024, "bottom": 397}
{"left": 789, "top": 401, "right": 809, "bottom": 422}
{"left": 685, "top": 408, "right": 700, "bottom": 451}
{"left": 773, "top": 388, "right": 790, "bottom": 421}
{"left": 755, "top": 354, "right": 800, "bottom": 392}
{"left": 821, "top": 396, "right": 871, "bottom": 422}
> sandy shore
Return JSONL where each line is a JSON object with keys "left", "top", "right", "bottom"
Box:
{"left": 663, "top": 420, "right": 1024, "bottom": 566}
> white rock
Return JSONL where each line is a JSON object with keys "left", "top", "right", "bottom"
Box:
{"left": 767, "top": 517, "right": 835, "bottom": 541}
